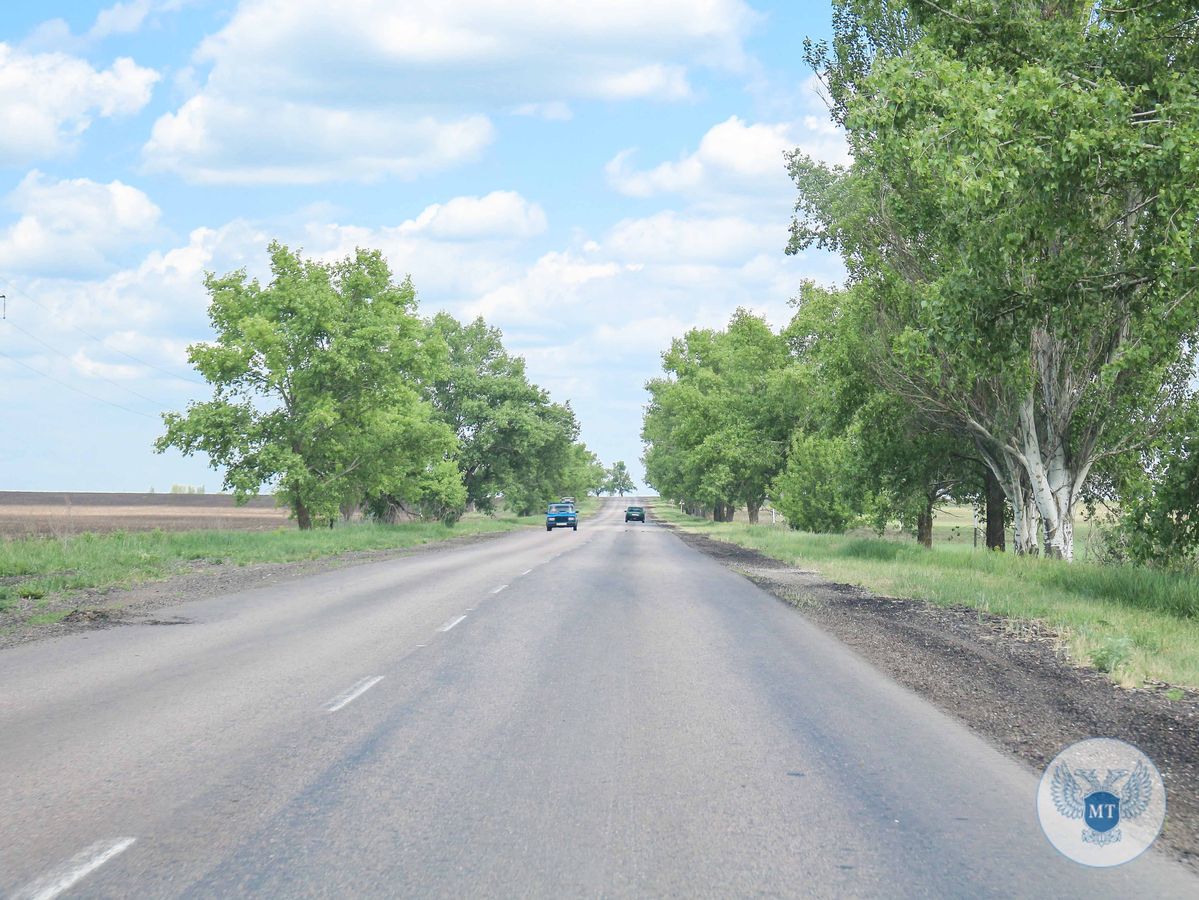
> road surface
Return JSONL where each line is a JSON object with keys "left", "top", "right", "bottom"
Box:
{"left": 1, "top": 500, "right": 1195, "bottom": 898}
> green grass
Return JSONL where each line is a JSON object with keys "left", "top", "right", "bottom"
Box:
{"left": 652, "top": 501, "right": 1199, "bottom": 690}
{"left": 0, "top": 513, "right": 531, "bottom": 614}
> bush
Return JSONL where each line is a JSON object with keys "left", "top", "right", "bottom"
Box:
{"left": 771, "top": 433, "right": 860, "bottom": 533}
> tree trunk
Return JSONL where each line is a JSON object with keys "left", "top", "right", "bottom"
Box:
{"left": 984, "top": 467, "right": 1006, "bottom": 551}
{"left": 295, "top": 498, "right": 313, "bottom": 531}
{"left": 1016, "top": 390, "right": 1076, "bottom": 560}
{"left": 747, "top": 499, "right": 761, "bottom": 525}
{"left": 916, "top": 498, "right": 933, "bottom": 549}
{"left": 976, "top": 441, "right": 1039, "bottom": 555}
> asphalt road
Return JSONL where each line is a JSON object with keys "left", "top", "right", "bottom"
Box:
{"left": 1, "top": 500, "right": 1195, "bottom": 898}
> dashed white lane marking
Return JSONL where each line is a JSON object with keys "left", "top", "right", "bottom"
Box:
{"left": 325, "top": 676, "right": 384, "bottom": 713}
{"left": 438, "top": 614, "right": 467, "bottom": 632}
{"left": 520, "top": 568, "right": 533, "bottom": 576}
{"left": 16, "top": 838, "right": 137, "bottom": 900}
{"left": 490, "top": 584, "right": 508, "bottom": 594}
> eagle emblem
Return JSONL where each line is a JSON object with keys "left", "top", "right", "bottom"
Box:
{"left": 1051, "top": 762, "right": 1154, "bottom": 846}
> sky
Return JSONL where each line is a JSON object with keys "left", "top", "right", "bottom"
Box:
{"left": 0, "top": 0, "right": 846, "bottom": 493}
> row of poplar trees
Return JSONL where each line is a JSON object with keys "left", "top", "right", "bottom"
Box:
{"left": 644, "top": 0, "right": 1199, "bottom": 564}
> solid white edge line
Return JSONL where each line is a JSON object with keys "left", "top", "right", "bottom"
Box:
{"left": 17, "top": 837, "right": 137, "bottom": 900}
{"left": 438, "top": 614, "right": 467, "bottom": 632}
{"left": 490, "top": 584, "right": 508, "bottom": 594}
{"left": 325, "top": 675, "right": 384, "bottom": 713}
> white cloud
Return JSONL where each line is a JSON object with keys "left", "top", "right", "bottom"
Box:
{"left": 0, "top": 172, "right": 162, "bottom": 275}
{"left": 143, "top": 0, "right": 755, "bottom": 183}
{"left": 593, "top": 64, "right": 693, "bottom": 101}
{"left": 398, "top": 191, "right": 547, "bottom": 241}
{"left": 604, "top": 210, "right": 784, "bottom": 265}
{"left": 606, "top": 108, "right": 848, "bottom": 205}
{"left": 512, "top": 102, "right": 573, "bottom": 122}
{"left": 89, "top": 1, "right": 156, "bottom": 40}
{"left": 144, "top": 95, "right": 495, "bottom": 185}
{"left": 0, "top": 45, "right": 159, "bottom": 164}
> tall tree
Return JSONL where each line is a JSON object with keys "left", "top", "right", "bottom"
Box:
{"left": 604, "top": 460, "right": 636, "bottom": 497}
{"left": 157, "top": 243, "right": 457, "bottom": 529}
{"left": 643, "top": 310, "right": 798, "bottom": 521}
{"left": 792, "top": 0, "right": 1199, "bottom": 558}
{"left": 427, "top": 312, "right": 583, "bottom": 514}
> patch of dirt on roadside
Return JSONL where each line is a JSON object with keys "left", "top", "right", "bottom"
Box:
{"left": 0, "top": 530, "right": 514, "bottom": 651}
{"left": 666, "top": 523, "right": 1199, "bottom": 871}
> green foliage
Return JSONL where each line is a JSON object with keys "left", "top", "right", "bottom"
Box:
{"left": 772, "top": 432, "right": 860, "bottom": 533}
{"left": 157, "top": 243, "right": 459, "bottom": 530}
{"left": 1113, "top": 404, "right": 1199, "bottom": 566}
{"left": 790, "top": 1, "right": 1199, "bottom": 559}
{"left": 427, "top": 312, "right": 596, "bottom": 515}
{"left": 604, "top": 460, "right": 636, "bottom": 496}
{"left": 643, "top": 309, "right": 797, "bottom": 519}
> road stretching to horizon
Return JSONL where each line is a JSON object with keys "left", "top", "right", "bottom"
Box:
{"left": 1, "top": 500, "right": 1195, "bottom": 898}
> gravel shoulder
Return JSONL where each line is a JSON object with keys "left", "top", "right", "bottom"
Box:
{"left": 0, "top": 529, "right": 515, "bottom": 652}
{"left": 662, "top": 521, "right": 1199, "bottom": 871}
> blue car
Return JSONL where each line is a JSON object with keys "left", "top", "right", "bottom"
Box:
{"left": 546, "top": 503, "right": 578, "bottom": 531}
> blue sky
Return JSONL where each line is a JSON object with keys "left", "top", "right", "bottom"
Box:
{"left": 0, "top": 0, "right": 845, "bottom": 493}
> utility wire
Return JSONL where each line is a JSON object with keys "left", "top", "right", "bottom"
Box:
{"left": 0, "top": 346, "right": 160, "bottom": 420}
{"left": 2, "top": 319, "right": 169, "bottom": 406}
{"left": 0, "top": 277, "right": 210, "bottom": 387}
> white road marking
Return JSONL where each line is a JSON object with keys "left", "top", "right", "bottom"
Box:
{"left": 520, "top": 568, "right": 533, "bottom": 576}
{"left": 325, "top": 676, "right": 384, "bottom": 713}
{"left": 16, "top": 838, "right": 137, "bottom": 900}
{"left": 490, "top": 584, "right": 508, "bottom": 594}
{"left": 438, "top": 614, "right": 467, "bottom": 632}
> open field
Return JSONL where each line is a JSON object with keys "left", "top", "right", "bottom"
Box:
{"left": 650, "top": 501, "right": 1199, "bottom": 691}
{"left": 0, "top": 491, "right": 291, "bottom": 536}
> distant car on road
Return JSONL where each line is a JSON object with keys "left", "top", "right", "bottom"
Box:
{"left": 546, "top": 503, "right": 578, "bottom": 531}
{"left": 625, "top": 506, "right": 645, "bottom": 523}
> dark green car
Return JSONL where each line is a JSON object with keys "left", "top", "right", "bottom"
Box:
{"left": 625, "top": 506, "right": 645, "bottom": 523}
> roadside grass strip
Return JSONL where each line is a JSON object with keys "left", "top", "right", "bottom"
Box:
{"left": 651, "top": 503, "right": 1199, "bottom": 691}
{"left": 0, "top": 515, "right": 532, "bottom": 616}
{"left": 14, "top": 837, "right": 136, "bottom": 900}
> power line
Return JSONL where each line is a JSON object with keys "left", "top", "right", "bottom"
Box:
{"left": 0, "top": 346, "right": 160, "bottom": 420}
{"left": 2, "top": 319, "right": 169, "bottom": 407}
{"left": 0, "top": 277, "right": 209, "bottom": 387}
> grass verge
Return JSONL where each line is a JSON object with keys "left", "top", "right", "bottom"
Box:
{"left": 0, "top": 513, "right": 531, "bottom": 614}
{"left": 651, "top": 502, "right": 1199, "bottom": 690}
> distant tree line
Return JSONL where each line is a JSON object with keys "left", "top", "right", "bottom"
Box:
{"left": 157, "top": 243, "right": 609, "bottom": 528}
{"left": 643, "top": 1, "right": 1199, "bottom": 566}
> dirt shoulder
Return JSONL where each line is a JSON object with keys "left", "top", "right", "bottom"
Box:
{"left": 0, "top": 529, "right": 514, "bottom": 652}
{"left": 664, "top": 522, "right": 1199, "bottom": 871}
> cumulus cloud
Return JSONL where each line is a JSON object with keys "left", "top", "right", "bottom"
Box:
{"left": 397, "top": 191, "right": 547, "bottom": 241}
{"left": 606, "top": 108, "right": 849, "bottom": 207}
{"left": 0, "top": 45, "right": 159, "bottom": 164}
{"left": 0, "top": 172, "right": 162, "bottom": 275}
{"left": 144, "top": 95, "right": 495, "bottom": 185}
{"left": 143, "top": 0, "right": 755, "bottom": 183}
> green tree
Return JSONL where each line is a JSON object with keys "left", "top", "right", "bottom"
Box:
{"left": 604, "top": 460, "right": 636, "bottom": 497}
{"left": 642, "top": 310, "right": 798, "bottom": 521}
{"left": 427, "top": 313, "right": 587, "bottom": 515}
{"left": 157, "top": 243, "right": 458, "bottom": 530}
{"left": 792, "top": 1, "right": 1199, "bottom": 559}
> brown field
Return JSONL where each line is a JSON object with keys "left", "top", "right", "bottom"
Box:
{"left": 0, "top": 491, "right": 291, "bottom": 536}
